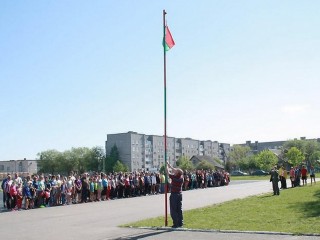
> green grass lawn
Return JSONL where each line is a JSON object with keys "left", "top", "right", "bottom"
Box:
{"left": 124, "top": 184, "right": 320, "bottom": 235}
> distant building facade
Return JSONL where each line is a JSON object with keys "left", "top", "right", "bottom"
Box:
{"left": 241, "top": 137, "right": 320, "bottom": 154}
{"left": 0, "top": 158, "right": 38, "bottom": 180}
{"left": 105, "top": 131, "right": 230, "bottom": 172}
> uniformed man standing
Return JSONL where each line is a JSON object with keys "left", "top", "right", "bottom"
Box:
{"left": 270, "top": 166, "right": 280, "bottom": 195}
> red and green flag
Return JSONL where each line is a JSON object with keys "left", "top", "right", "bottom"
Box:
{"left": 163, "top": 26, "right": 175, "bottom": 51}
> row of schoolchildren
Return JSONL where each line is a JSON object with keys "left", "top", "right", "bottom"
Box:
{"left": 182, "top": 170, "right": 230, "bottom": 191}
{"left": 277, "top": 165, "right": 316, "bottom": 189}
{"left": 1, "top": 173, "right": 78, "bottom": 211}
{"left": 1, "top": 172, "right": 167, "bottom": 211}
{"left": 1, "top": 169, "right": 230, "bottom": 211}
{"left": 288, "top": 165, "right": 316, "bottom": 187}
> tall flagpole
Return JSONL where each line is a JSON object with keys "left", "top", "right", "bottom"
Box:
{"left": 163, "top": 9, "right": 168, "bottom": 227}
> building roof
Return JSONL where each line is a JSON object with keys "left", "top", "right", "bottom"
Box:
{"left": 190, "top": 155, "right": 224, "bottom": 169}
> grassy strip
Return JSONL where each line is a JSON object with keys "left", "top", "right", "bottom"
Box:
{"left": 124, "top": 184, "right": 320, "bottom": 235}
{"left": 230, "top": 175, "right": 270, "bottom": 181}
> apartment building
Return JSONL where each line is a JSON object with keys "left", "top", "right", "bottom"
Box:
{"left": 105, "top": 131, "right": 230, "bottom": 172}
{"left": 242, "top": 137, "right": 320, "bottom": 154}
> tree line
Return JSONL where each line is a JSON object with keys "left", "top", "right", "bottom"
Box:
{"left": 227, "top": 139, "right": 320, "bottom": 172}
{"left": 37, "top": 145, "right": 128, "bottom": 175}
{"left": 174, "top": 156, "right": 222, "bottom": 172}
{"left": 37, "top": 139, "right": 320, "bottom": 175}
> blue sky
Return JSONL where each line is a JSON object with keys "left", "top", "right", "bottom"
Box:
{"left": 1, "top": 1, "right": 319, "bottom": 160}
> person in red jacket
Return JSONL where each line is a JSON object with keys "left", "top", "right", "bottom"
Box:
{"left": 166, "top": 161, "right": 184, "bottom": 228}
{"left": 301, "top": 165, "right": 308, "bottom": 186}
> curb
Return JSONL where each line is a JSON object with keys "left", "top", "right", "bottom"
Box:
{"left": 129, "top": 226, "right": 320, "bottom": 237}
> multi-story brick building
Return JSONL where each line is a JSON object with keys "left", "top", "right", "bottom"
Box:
{"left": 105, "top": 131, "right": 230, "bottom": 172}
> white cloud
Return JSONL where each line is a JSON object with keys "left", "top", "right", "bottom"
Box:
{"left": 281, "top": 104, "right": 310, "bottom": 114}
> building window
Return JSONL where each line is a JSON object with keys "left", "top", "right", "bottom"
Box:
{"left": 19, "top": 162, "right": 23, "bottom": 172}
{"left": 0, "top": 165, "right": 4, "bottom": 171}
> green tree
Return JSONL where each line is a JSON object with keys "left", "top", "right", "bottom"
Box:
{"left": 237, "top": 155, "right": 261, "bottom": 173}
{"left": 310, "top": 151, "right": 320, "bottom": 166}
{"left": 304, "top": 141, "right": 320, "bottom": 166}
{"left": 159, "top": 165, "right": 166, "bottom": 175}
{"left": 283, "top": 139, "right": 306, "bottom": 152}
{"left": 63, "top": 149, "right": 80, "bottom": 174}
{"left": 237, "top": 157, "right": 249, "bottom": 172}
{"left": 37, "top": 150, "right": 61, "bottom": 174}
{"left": 63, "top": 147, "right": 101, "bottom": 174}
{"left": 247, "top": 155, "right": 260, "bottom": 171}
{"left": 113, "top": 160, "right": 128, "bottom": 172}
{"left": 229, "top": 145, "right": 251, "bottom": 162}
{"left": 86, "top": 146, "right": 105, "bottom": 172}
{"left": 106, "top": 144, "right": 120, "bottom": 173}
{"left": 284, "top": 139, "right": 320, "bottom": 167}
{"left": 228, "top": 145, "right": 251, "bottom": 170}
{"left": 256, "top": 150, "right": 278, "bottom": 171}
{"left": 75, "top": 147, "right": 92, "bottom": 173}
{"left": 176, "top": 156, "right": 194, "bottom": 171}
{"left": 38, "top": 147, "right": 105, "bottom": 175}
{"left": 285, "top": 147, "right": 305, "bottom": 167}
{"left": 196, "top": 160, "right": 215, "bottom": 171}
{"left": 225, "top": 161, "right": 233, "bottom": 172}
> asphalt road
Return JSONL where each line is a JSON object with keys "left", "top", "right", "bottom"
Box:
{"left": 0, "top": 180, "right": 319, "bottom": 240}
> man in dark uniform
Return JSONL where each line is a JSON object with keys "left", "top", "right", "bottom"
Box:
{"left": 270, "top": 166, "right": 280, "bottom": 195}
{"left": 166, "top": 161, "right": 184, "bottom": 228}
{"left": 1, "top": 174, "right": 8, "bottom": 208}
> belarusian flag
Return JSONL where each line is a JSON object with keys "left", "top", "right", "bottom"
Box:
{"left": 163, "top": 26, "right": 175, "bottom": 51}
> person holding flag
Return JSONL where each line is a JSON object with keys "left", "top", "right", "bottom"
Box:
{"left": 166, "top": 161, "right": 184, "bottom": 228}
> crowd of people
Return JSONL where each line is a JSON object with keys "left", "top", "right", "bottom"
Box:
{"left": 1, "top": 169, "right": 230, "bottom": 212}
{"left": 270, "top": 164, "right": 316, "bottom": 196}
{"left": 278, "top": 165, "right": 316, "bottom": 189}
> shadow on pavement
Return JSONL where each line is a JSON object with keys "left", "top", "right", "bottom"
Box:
{"left": 111, "top": 229, "right": 172, "bottom": 240}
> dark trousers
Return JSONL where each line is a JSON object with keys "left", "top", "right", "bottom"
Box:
{"left": 170, "top": 193, "right": 183, "bottom": 227}
{"left": 101, "top": 187, "right": 107, "bottom": 197}
{"left": 272, "top": 181, "right": 280, "bottom": 195}
{"left": 280, "top": 177, "right": 287, "bottom": 189}
{"left": 144, "top": 183, "right": 151, "bottom": 195}
{"left": 3, "top": 191, "right": 7, "bottom": 207}
{"left": 6, "top": 193, "right": 12, "bottom": 210}
{"left": 6, "top": 193, "right": 16, "bottom": 210}
{"left": 81, "top": 188, "right": 88, "bottom": 202}
{"left": 110, "top": 187, "right": 115, "bottom": 199}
